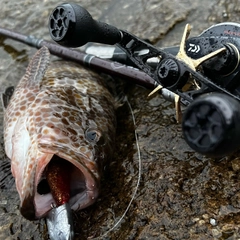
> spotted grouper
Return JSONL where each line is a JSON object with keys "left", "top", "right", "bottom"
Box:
{"left": 3, "top": 46, "right": 117, "bottom": 221}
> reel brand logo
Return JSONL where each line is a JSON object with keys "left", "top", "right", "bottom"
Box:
{"left": 187, "top": 43, "right": 200, "bottom": 53}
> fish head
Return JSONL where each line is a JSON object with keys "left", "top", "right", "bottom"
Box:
{"left": 11, "top": 91, "right": 116, "bottom": 220}
{"left": 19, "top": 89, "right": 116, "bottom": 220}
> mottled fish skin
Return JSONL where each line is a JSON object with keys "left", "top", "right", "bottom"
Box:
{"left": 3, "top": 46, "right": 116, "bottom": 220}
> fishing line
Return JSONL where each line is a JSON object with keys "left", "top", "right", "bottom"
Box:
{"left": 95, "top": 97, "right": 142, "bottom": 239}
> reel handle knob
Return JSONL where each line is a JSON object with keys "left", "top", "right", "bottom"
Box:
{"left": 49, "top": 3, "right": 122, "bottom": 47}
{"left": 182, "top": 93, "right": 240, "bottom": 158}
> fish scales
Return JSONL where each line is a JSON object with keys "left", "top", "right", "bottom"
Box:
{"left": 3, "top": 46, "right": 116, "bottom": 220}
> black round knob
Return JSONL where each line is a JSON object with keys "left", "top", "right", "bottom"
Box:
{"left": 182, "top": 93, "right": 240, "bottom": 157}
{"left": 155, "top": 58, "right": 188, "bottom": 90}
{"left": 49, "top": 3, "right": 122, "bottom": 47}
{"left": 156, "top": 58, "right": 179, "bottom": 86}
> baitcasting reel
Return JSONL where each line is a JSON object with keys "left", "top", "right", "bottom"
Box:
{"left": 49, "top": 3, "right": 240, "bottom": 158}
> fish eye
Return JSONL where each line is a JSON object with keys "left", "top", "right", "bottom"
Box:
{"left": 85, "top": 128, "right": 100, "bottom": 142}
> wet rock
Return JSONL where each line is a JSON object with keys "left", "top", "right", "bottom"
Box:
{"left": 212, "top": 228, "right": 222, "bottom": 238}
{"left": 210, "top": 218, "right": 218, "bottom": 226}
{"left": 219, "top": 205, "right": 240, "bottom": 216}
{"left": 231, "top": 191, "right": 240, "bottom": 209}
{"left": 231, "top": 157, "right": 240, "bottom": 172}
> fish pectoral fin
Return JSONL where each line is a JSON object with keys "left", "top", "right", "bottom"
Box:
{"left": 1, "top": 86, "right": 14, "bottom": 109}
{"left": 22, "top": 46, "right": 50, "bottom": 88}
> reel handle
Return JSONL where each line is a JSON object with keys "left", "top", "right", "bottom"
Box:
{"left": 49, "top": 3, "right": 122, "bottom": 47}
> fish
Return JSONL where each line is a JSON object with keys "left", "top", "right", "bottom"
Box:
{"left": 3, "top": 46, "right": 117, "bottom": 221}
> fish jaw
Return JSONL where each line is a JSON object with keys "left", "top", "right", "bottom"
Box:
{"left": 9, "top": 140, "right": 51, "bottom": 220}
{"left": 19, "top": 151, "right": 53, "bottom": 220}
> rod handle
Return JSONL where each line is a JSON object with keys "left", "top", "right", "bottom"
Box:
{"left": 49, "top": 3, "right": 122, "bottom": 47}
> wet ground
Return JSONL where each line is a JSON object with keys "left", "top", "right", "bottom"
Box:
{"left": 1, "top": 0, "right": 240, "bottom": 239}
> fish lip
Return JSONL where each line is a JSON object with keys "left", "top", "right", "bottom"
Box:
{"left": 20, "top": 195, "right": 36, "bottom": 220}
{"left": 33, "top": 151, "right": 99, "bottom": 219}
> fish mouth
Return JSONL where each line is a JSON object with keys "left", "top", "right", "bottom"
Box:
{"left": 21, "top": 153, "right": 99, "bottom": 220}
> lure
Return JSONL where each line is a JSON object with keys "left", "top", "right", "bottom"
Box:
{"left": 46, "top": 157, "right": 72, "bottom": 206}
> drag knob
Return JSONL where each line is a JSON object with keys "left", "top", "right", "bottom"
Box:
{"left": 49, "top": 3, "right": 122, "bottom": 47}
{"left": 182, "top": 93, "right": 240, "bottom": 157}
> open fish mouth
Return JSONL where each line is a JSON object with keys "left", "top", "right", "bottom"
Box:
{"left": 21, "top": 154, "right": 99, "bottom": 220}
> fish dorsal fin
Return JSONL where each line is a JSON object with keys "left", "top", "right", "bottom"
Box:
{"left": 1, "top": 86, "right": 14, "bottom": 109}
{"left": 22, "top": 46, "right": 50, "bottom": 88}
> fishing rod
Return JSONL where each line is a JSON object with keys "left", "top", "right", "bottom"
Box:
{"left": 0, "top": 27, "right": 156, "bottom": 89}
